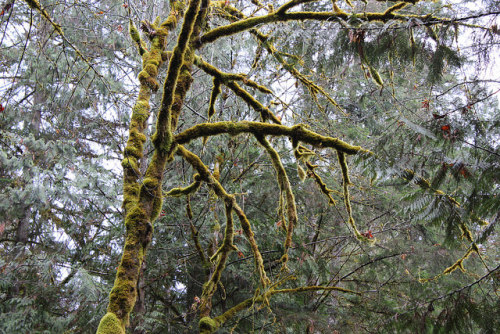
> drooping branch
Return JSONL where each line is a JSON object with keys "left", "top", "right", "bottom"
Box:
{"left": 178, "top": 145, "right": 270, "bottom": 288}
{"left": 337, "top": 150, "right": 372, "bottom": 242}
{"left": 254, "top": 134, "right": 297, "bottom": 268}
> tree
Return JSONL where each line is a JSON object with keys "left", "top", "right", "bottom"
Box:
{"left": 1, "top": 0, "right": 499, "bottom": 333}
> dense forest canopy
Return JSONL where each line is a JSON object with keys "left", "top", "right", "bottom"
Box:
{"left": 0, "top": 0, "right": 499, "bottom": 333}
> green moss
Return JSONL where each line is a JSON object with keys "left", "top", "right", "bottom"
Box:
{"left": 132, "top": 101, "right": 150, "bottom": 121}
{"left": 150, "top": 196, "right": 163, "bottom": 221}
{"left": 121, "top": 157, "right": 139, "bottom": 174}
{"left": 124, "top": 183, "right": 140, "bottom": 197}
{"left": 174, "top": 121, "right": 362, "bottom": 155}
{"left": 147, "top": 50, "right": 161, "bottom": 66}
{"left": 96, "top": 312, "right": 124, "bottom": 334}
{"left": 162, "top": 16, "right": 177, "bottom": 30}
{"left": 107, "top": 278, "right": 137, "bottom": 324}
{"left": 126, "top": 206, "right": 147, "bottom": 226}
{"left": 368, "top": 65, "right": 383, "bottom": 87}
{"left": 152, "top": 15, "right": 161, "bottom": 27}
{"left": 144, "top": 63, "right": 158, "bottom": 77}
{"left": 129, "top": 21, "right": 141, "bottom": 44}
{"left": 138, "top": 70, "right": 150, "bottom": 85}
{"left": 199, "top": 316, "right": 219, "bottom": 333}
{"left": 129, "top": 20, "right": 146, "bottom": 55}
{"left": 129, "top": 129, "right": 147, "bottom": 143}
{"left": 208, "top": 78, "right": 221, "bottom": 119}
{"left": 146, "top": 77, "right": 160, "bottom": 92}
{"left": 165, "top": 176, "right": 202, "bottom": 197}
{"left": 124, "top": 145, "right": 143, "bottom": 159}
{"left": 142, "top": 177, "right": 159, "bottom": 189}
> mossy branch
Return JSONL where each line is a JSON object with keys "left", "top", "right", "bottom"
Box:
{"left": 122, "top": 16, "right": 172, "bottom": 214}
{"left": 251, "top": 27, "right": 345, "bottom": 115}
{"left": 199, "top": 284, "right": 358, "bottom": 333}
{"left": 225, "top": 81, "right": 280, "bottom": 123}
{"left": 98, "top": 1, "right": 205, "bottom": 332}
{"left": 305, "top": 161, "right": 337, "bottom": 205}
{"left": 178, "top": 146, "right": 270, "bottom": 288}
{"left": 337, "top": 150, "right": 373, "bottom": 243}
{"left": 175, "top": 121, "right": 364, "bottom": 155}
{"left": 199, "top": 199, "right": 236, "bottom": 316}
{"left": 213, "top": 5, "right": 345, "bottom": 115}
{"left": 255, "top": 135, "right": 297, "bottom": 269}
{"left": 197, "top": 2, "right": 443, "bottom": 46}
{"left": 194, "top": 56, "right": 278, "bottom": 122}
{"left": 190, "top": 221, "right": 210, "bottom": 271}
{"left": 164, "top": 174, "right": 202, "bottom": 197}
{"left": 419, "top": 244, "right": 479, "bottom": 283}
{"left": 153, "top": 0, "right": 201, "bottom": 153}
{"left": 129, "top": 20, "right": 147, "bottom": 55}
{"left": 194, "top": 56, "right": 272, "bottom": 94}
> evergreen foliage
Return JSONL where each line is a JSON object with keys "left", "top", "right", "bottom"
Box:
{"left": 0, "top": 0, "right": 498, "bottom": 333}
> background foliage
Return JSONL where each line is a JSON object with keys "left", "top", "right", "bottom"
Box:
{"left": 1, "top": 0, "right": 499, "bottom": 333}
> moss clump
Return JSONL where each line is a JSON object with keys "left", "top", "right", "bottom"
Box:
{"left": 138, "top": 70, "right": 150, "bottom": 85}
{"left": 124, "top": 146, "right": 143, "bottom": 159}
{"left": 142, "top": 177, "right": 159, "bottom": 189}
{"left": 131, "top": 101, "right": 150, "bottom": 122}
{"left": 199, "top": 316, "right": 219, "bottom": 333}
{"left": 121, "top": 157, "right": 139, "bottom": 174}
{"left": 96, "top": 312, "right": 124, "bottom": 334}
{"left": 129, "top": 129, "right": 147, "bottom": 144}
{"left": 150, "top": 196, "right": 163, "bottom": 221}
{"left": 144, "top": 63, "right": 158, "bottom": 77}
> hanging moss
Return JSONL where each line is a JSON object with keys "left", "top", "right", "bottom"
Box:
{"left": 368, "top": 65, "right": 384, "bottom": 87}
{"left": 208, "top": 78, "right": 221, "bottom": 119}
{"left": 255, "top": 135, "right": 297, "bottom": 265}
{"left": 305, "top": 161, "right": 337, "bottom": 205}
